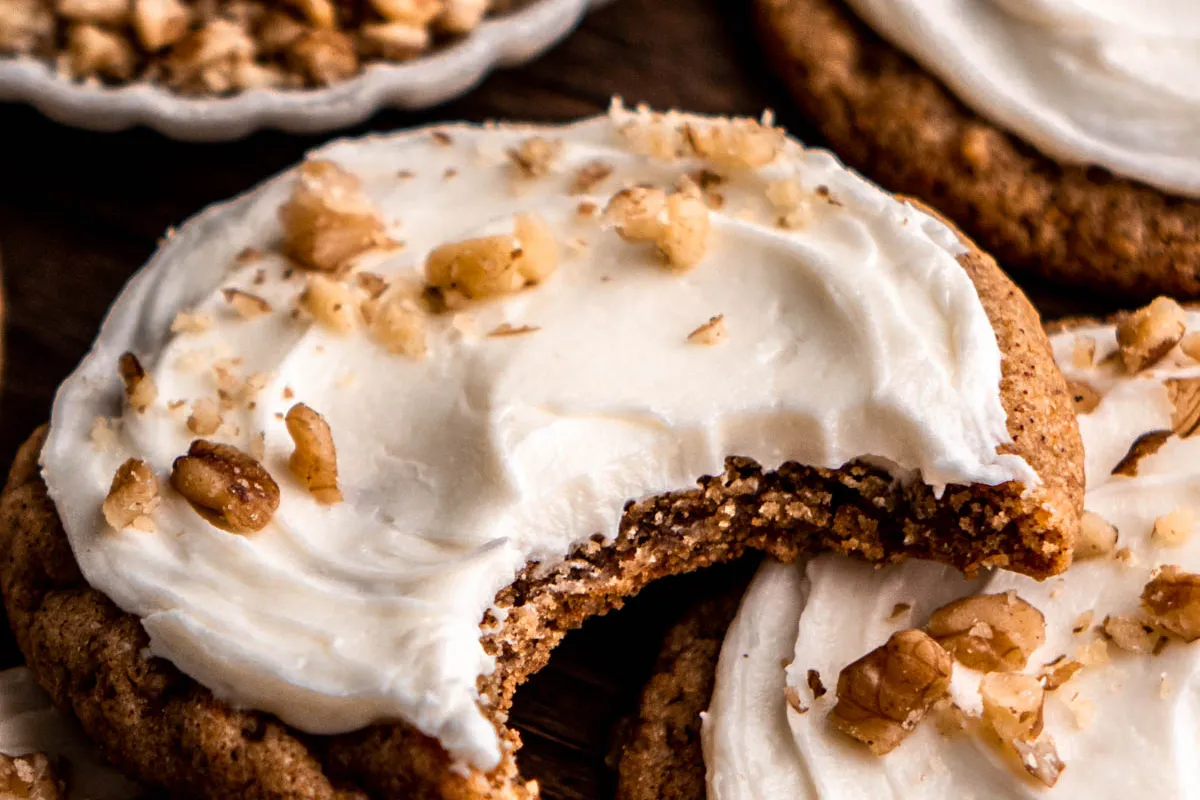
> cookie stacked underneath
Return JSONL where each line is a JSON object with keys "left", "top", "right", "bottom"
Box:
{"left": 0, "top": 105, "right": 1081, "bottom": 798}
{"left": 619, "top": 297, "right": 1200, "bottom": 799}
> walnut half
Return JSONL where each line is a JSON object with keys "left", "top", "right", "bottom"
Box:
{"left": 828, "top": 629, "right": 952, "bottom": 755}
{"left": 170, "top": 440, "right": 280, "bottom": 533}
{"left": 286, "top": 403, "right": 343, "bottom": 504}
{"left": 927, "top": 593, "right": 1045, "bottom": 672}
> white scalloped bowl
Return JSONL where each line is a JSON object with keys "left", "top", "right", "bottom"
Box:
{"left": 0, "top": 0, "right": 611, "bottom": 141}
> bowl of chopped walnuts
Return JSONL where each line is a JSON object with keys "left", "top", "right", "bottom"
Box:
{"left": 0, "top": 0, "right": 610, "bottom": 140}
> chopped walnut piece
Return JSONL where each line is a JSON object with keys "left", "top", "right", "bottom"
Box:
{"left": 508, "top": 136, "right": 562, "bottom": 179}
{"left": 280, "top": 160, "right": 389, "bottom": 271}
{"left": 765, "top": 178, "right": 810, "bottom": 229}
{"left": 1166, "top": 377, "right": 1200, "bottom": 439}
{"left": 131, "top": 0, "right": 188, "bottom": 51}
{"left": 426, "top": 234, "right": 521, "bottom": 300}
{"left": 256, "top": 9, "right": 305, "bottom": 54}
{"left": 435, "top": 0, "right": 487, "bottom": 34}
{"left": 980, "top": 672, "right": 1044, "bottom": 743}
{"left": 66, "top": 23, "right": 135, "bottom": 80}
{"left": 1072, "top": 610, "right": 1094, "bottom": 634}
{"left": 1011, "top": 736, "right": 1064, "bottom": 788}
{"left": 286, "top": 403, "right": 343, "bottom": 504}
{"left": 57, "top": 0, "right": 126, "bottom": 25}
{"left": 1071, "top": 336, "right": 1096, "bottom": 369}
{"left": 1116, "top": 297, "right": 1186, "bottom": 373}
{"left": 300, "top": 274, "right": 358, "bottom": 333}
{"left": 369, "top": 0, "right": 442, "bottom": 23}
{"left": 606, "top": 186, "right": 668, "bottom": 242}
{"left": 488, "top": 323, "right": 540, "bottom": 338}
{"left": 1181, "top": 332, "right": 1200, "bottom": 362}
{"left": 367, "top": 294, "right": 427, "bottom": 358}
{"left": 927, "top": 592, "right": 1045, "bottom": 672}
{"left": 828, "top": 629, "right": 952, "bottom": 756}
{"left": 0, "top": 0, "right": 54, "bottom": 55}
{"left": 1076, "top": 511, "right": 1118, "bottom": 560}
{"left": 119, "top": 352, "right": 157, "bottom": 413}
{"left": 658, "top": 192, "right": 711, "bottom": 269}
{"left": 102, "top": 459, "right": 160, "bottom": 531}
{"left": 1075, "top": 637, "right": 1109, "bottom": 667}
{"left": 171, "top": 310, "right": 215, "bottom": 334}
{"left": 223, "top": 288, "right": 272, "bottom": 319}
{"left": 0, "top": 752, "right": 66, "bottom": 799}
{"left": 1153, "top": 507, "right": 1196, "bottom": 548}
{"left": 358, "top": 20, "right": 429, "bottom": 60}
{"left": 783, "top": 685, "right": 807, "bottom": 714}
{"left": 356, "top": 271, "right": 389, "bottom": 298}
{"left": 1102, "top": 614, "right": 1163, "bottom": 654}
{"left": 687, "top": 314, "right": 726, "bottom": 345}
{"left": 165, "top": 19, "right": 257, "bottom": 94}
{"left": 512, "top": 213, "right": 558, "bottom": 285}
{"left": 684, "top": 117, "right": 784, "bottom": 169}
{"left": 807, "top": 669, "right": 826, "bottom": 699}
{"left": 570, "top": 161, "right": 614, "bottom": 195}
{"left": 1142, "top": 566, "right": 1200, "bottom": 642}
{"left": 1038, "top": 656, "right": 1083, "bottom": 691}
{"left": 1111, "top": 429, "right": 1172, "bottom": 477}
{"left": 187, "top": 398, "right": 223, "bottom": 435}
{"left": 287, "top": 29, "right": 359, "bottom": 85}
{"left": 283, "top": 0, "right": 335, "bottom": 27}
{"left": 1066, "top": 380, "right": 1101, "bottom": 415}
{"left": 170, "top": 440, "right": 280, "bottom": 533}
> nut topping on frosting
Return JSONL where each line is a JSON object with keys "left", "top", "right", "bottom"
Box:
{"left": 980, "top": 672, "right": 1044, "bottom": 742}
{"left": 170, "top": 440, "right": 280, "bottom": 533}
{"left": 1071, "top": 336, "right": 1096, "bottom": 369}
{"left": 1142, "top": 566, "right": 1200, "bottom": 642}
{"left": 1116, "top": 297, "right": 1186, "bottom": 373}
{"left": 1076, "top": 511, "right": 1118, "bottom": 560}
{"left": 366, "top": 292, "right": 427, "bottom": 358}
{"left": 1037, "top": 656, "right": 1083, "bottom": 691}
{"left": 222, "top": 288, "right": 273, "bottom": 319}
{"left": 1181, "top": 332, "right": 1200, "bottom": 363}
{"left": 1067, "top": 380, "right": 1101, "bottom": 415}
{"left": 1110, "top": 430, "right": 1172, "bottom": 477}
{"left": 1011, "top": 736, "right": 1065, "bottom": 788}
{"left": 1166, "top": 378, "right": 1200, "bottom": 439}
{"left": 507, "top": 137, "right": 562, "bottom": 179}
{"left": 927, "top": 593, "right": 1045, "bottom": 672}
{"left": 300, "top": 273, "right": 358, "bottom": 333}
{"left": 605, "top": 186, "right": 711, "bottom": 270}
{"left": 102, "top": 458, "right": 160, "bottom": 531}
{"left": 118, "top": 352, "right": 156, "bottom": 413}
{"left": 829, "top": 629, "right": 953, "bottom": 755}
{"left": 280, "top": 160, "right": 390, "bottom": 272}
{"left": 569, "top": 161, "right": 614, "bottom": 195}
{"left": 0, "top": 752, "right": 66, "bottom": 800}
{"left": 425, "top": 213, "right": 558, "bottom": 301}
{"left": 686, "top": 314, "right": 726, "bottom": 345}
{"left": 1152, "top": 507, "right": 1196, "bottom": 548}
{"left": 1101, "top": 615, "right": 1164, "bottom": 654}
{"left": 286, "top": 402, "right": 343, "bottom": 505}
{"left": 186, "top": 397, "right": 222, "bottom": 435}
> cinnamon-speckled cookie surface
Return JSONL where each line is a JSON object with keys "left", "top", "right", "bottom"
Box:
{"left": 755, "top": 0, "right": 1200, "bottom": 299}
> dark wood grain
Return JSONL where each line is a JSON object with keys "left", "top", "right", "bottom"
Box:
{"left": 0, "top": 1, "right": 1118, "bottom": 797}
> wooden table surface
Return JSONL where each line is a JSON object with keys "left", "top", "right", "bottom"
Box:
{"left": 0, "top": 1, "right": 1120, "bottom": 797}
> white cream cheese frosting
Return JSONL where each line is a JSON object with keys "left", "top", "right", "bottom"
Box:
{"left": 41, "top": 107, "right": 1033, "bottom": 770}
{"left": 843, "top": 0, "right": 1200, "bottom": 196}
{"left": 704, "top": 311, "right": 1200, "bottom": 797}
{"left": 0, "top": 668, "right": 142, "bottom": 799}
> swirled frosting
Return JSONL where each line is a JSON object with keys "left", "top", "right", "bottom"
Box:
{"left": 705, "top": 310, "right": 1200, "bottom": 797}
{"left": 42, "top": 107, "right": 1031, "bottom": 770}
{"left": 844, "top": 0, "right": 1200, "bottom": 195}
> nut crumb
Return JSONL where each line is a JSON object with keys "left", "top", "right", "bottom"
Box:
{"left": 508, "top": 136, "right": 562, "bottom": 179}
{"left": 1110, "top": 430, "right": 1172, "bottom": 477}
{"left": 570, "top": 161, "right": 614, "bottom": 195}
{"left": 488, "top": 323, "right": 541, "bottom": 338}
{"left": 889, "top": 602, "right": 912, "bottom": 620}
{"left": 118, "top": 352, "right": 157, "bottom": 413}
{"left": 828, "top": 629, "right": 952, "bottom": 756}
{"left": 90, "top": 416, "right": 118, "bottom": 450}
{"left": 1153, "top": 507, "right": 1196, "bottom": 548}
{"left": 187, "top": 398, "right": 223, "bottom": 435}
{"left": 1067, "top": 380, "right": 1101, "bottom": 415}
{"left": 765, "top": 178, "right": 810, "bottom": 229}
{"left": 286, "top": 403, "right": 342, "bottom": 504}
{"left": 367, "top": 293, "right": 427, "bottom": 358}
{"left": 1071, "top": 336, "right": 1096, "bottom": 369}
{"left": 1072, "top": 610, "right": 1094, "bottom": 634}
{"left": 1116, "top": 297, "right": 1186, "bottom": 373}
{"left": 1076, "top": 511, "right": 1118, "bottom": 560}
{"left": 1038, "top": 656, "right": 1083, "bottom": 691}
{"left": 784, "top": 685, "right": 808, "bottom": 714}
{"left": 1166, "top": 377, "right": 1200, "bottom": 438}
{"left": 807, "top": 669, "right": 826, "bottom": 699}
{"left": 1102, "top": 614, "right": 1163, "bottom": 654}
{"left": 171, "top": 310, "right": 215, "bottom": 334}
{"left": 102, "top": 458, "right": 160, "bottom": 531}
{"left": 223, "top": 288, "right": 272, "bottom": 319}
{"left": 300, "top": 273, "right": 358, "bottom": 332}
{"left": 687, "top": 315, "right": 726, "bottom": 345}
{"left": 1142, "top": 565, "right": 1200, "bottom": 642}
{"left": 1011, "top": 736, "right": 1064, "bottom": 788}
{"left": 280, "top": 160, "right": 389, "bottom": 272}
{"left": 980, "top": 672, "right": 1044, "bottom": 743}
{"left": 1075, "top": 637, "right": 1110, "bottom": 667}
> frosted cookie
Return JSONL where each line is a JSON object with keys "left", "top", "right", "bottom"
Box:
{"left": 755, "top": 0, "right": 1200, "bottom": 299}
{"left": 0, "top": 667, "right": 142, "bottom": 799}
{"left": 619, "top": 296, "right": 1200, "bottom": 799}
{"left": 0, "top": 104, "right": 1081, "bottom": 799}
